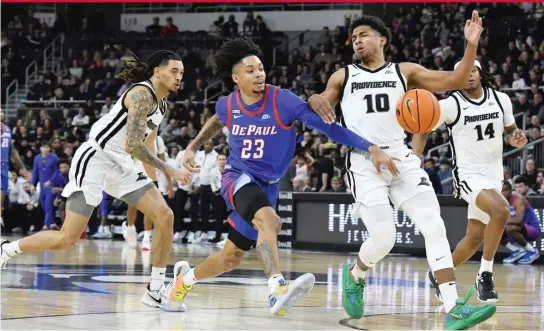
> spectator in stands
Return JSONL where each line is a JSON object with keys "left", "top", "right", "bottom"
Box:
{"left": 536, "top": 171, "right": 544, "bottom": 192}
{"left": 193, "top": 139, "right": 218, "bottom": 242}
{"left": 529, "top": 92, "right": 544, "bottom": 120}
{"left": 437, "top": 157, "right": 453, "bottom": 182}
{"left": 315, "top": 144, "right": 335, "bottom": 192}
{"left": 146, "top": 17, "right": 162, "bottom": 37}
{"left": 223, "top": 15, "right": 239, "bottom": 38}
{"left": 528, "top": 126, "right": 541, "bottom": 141}
{"left": 242, "top": 11, "right": 256, "bottom": 35}
{"left": 292, "top": 175, "right": 312, "bottom": 192}
{"left": 31, "top": 141, "right": 59, "bottom": 230}
{"left": 72, "top": 108, "right": 89, "bottom": 127}
{"left": 329, "top": 176, "right": 345, "bottom": 193}
{"left": 514, "top": 175, "right": 537, "bottom": 196}
{"left": 423, "top": 158, "right": 443, "bottom": 194}
{"left": 522, "top": 158, "right": 538, "bottom": 188}
{"left": 295, "top": 153, "right": 313, "bottom": 179}
{"left": 161, "top": 17, "right": 179, "bottom": 38}
{"left": 100, "top": 97, "right": 113, "bottom": 116}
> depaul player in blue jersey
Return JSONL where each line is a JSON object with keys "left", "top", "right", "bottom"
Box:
{"left": 166, "top": 38, "right": 400, "bottom": 315}
{"left": 1, "top": 112, "right": 29, "bottom": 224}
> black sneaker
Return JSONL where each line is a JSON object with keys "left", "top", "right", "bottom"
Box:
{"left": 476, "top": 271, "right": 498, "bottom": 302}
{"left": 428, "top": 270, "right": 443, "bottom": 302}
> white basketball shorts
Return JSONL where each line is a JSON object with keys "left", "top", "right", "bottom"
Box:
{"left": 345, "top": 144, "right": 435, "bottom": 210}
{"left": 62, "top": 140, "right": 152, "bottom": 207}
{"left": 455, "top": 174, "right": 502, "bottom": 225}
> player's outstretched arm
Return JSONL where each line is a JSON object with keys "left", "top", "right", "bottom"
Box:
{"left": 308, "top": 68, "right": 345, "bottom": 124}
{"left": 297, "top": 106, "right": 400, "bottom": 176}
{"left": 410, "top": 133, "right": 428, "bottom": 160}
{"left": 401, "top": 10, "right": 483, "bottom": 92}
{"left": 183, "top": 114, "right": 224, "bottom": 173}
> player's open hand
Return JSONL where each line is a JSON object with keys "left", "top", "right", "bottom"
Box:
{"left": 170, "top": 168, "right": 192, "bottom": 186}
{"left": 182, "top": 149, "right": 200, "bottom": 173}
{"left": 369, "top": 146, "right": 400, "bottom": 177}
{"left": 508, "top": 129, "right": 528, "bottom": 148}
{"left": 464, "top": 10, "right": 483, "bottom": 46}
{"left": 308, "top": 94, "right": 335, "bottom": 124}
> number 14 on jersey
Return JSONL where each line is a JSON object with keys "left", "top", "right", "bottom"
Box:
{"left": 241, "top": 139, "right": 264, "bottom": 159}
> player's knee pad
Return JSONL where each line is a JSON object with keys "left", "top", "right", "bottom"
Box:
{"left": 356, "top": 203, "right": 396, "bottom": 264}
{"left": 233, "top": 183, "right": 271, "bottom": 224}
{"left": 402, "top": 192, "right": 453, "bottom": 270}
{"left": 402, "top": 192, "right": 447, "bottom": 240}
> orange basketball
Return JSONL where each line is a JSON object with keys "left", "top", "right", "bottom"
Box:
{"left": 396, "top": 89, "right": 441, "bottom": 134}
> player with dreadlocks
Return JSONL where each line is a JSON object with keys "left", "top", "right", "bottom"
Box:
{"left": 412, "top": 60, "right": 528, "bottom": 303}
{"left": 0, "top": 50, "right": 192, "bottom": 311}
{"left": 164, "top": 37, "right": 398, "bottom": 316}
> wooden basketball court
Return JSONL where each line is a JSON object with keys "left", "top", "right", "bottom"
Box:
{"left": 1, "top": 235, "right": 542, "bottom": 330}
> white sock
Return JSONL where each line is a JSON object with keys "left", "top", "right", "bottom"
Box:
{"left": 524, "top": 243, "right": 536, "bottom": 252}
{"left": 143, "top": 231, "right": 151, "bottom": 241}
{"left": 479, "top": 258, "right": 493, "bottom": 274}
{"left": 98, "top": 225, "right": 104, "bottom": 233}
{"left": 438, "top": 281, "right": 458, "bottom": 313}
{"left": 129, "top": 225, "right": 136, "bottom": 231}
{"left": 350, "top": 263, "right": 367, "bottom": 283}
{"left": 268, "top": 274, "right": 285, "bottom": 294}
{"left": 149, "top": 267, "right": 166, "bottom": 291}
{"left": 3, "top": 240, "right": 22, "bottom": 256}
{"left": 182, "top": 268, "right": 198, "bottom": 286}
{"left": 506, "top": 242, "right": 522, "bottom": 252}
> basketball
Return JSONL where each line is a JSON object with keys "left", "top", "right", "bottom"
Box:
{"left": 396, "top": 89, "right": 441, "bottom": 134}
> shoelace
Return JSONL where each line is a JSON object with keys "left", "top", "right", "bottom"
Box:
{"left": 479, "top": 273, "right": 495, "bottom": 291}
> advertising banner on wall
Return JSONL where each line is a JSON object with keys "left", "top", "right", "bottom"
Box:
{"left": 289, "top": 192, "right": 544, "bottom": 258}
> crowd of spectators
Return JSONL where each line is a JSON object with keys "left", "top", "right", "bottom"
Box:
{"left": 2, "top": 4, "right": 544, "bottom": 237}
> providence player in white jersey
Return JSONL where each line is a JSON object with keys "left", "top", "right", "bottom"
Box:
{"left": 309, "top": 12, "right": 498, "bottom": 329}
{"left": 0, "top": 50, "right": 191, "bottom": 312}
{"left": 412, "top": 60, "right": 527, "bottom": 303}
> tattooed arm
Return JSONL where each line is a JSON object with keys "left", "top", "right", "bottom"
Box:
{"left": 124, "top": 87, "right": 174, "bottom": 176}
{"left": 183, "top": 114, "right": 224, "bottom": 173}
{"left": 187, "top": 114, "right": 224, "bottom": 152}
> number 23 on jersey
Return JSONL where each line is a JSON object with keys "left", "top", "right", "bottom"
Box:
{"left": 241, "top": 139, "right": 264, "bottom": 159}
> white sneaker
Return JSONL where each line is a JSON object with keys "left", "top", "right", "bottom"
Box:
{"left": 141, "top": 284, "right": 186, "bottom": 312}
{"left": 141, "top": 238, "right": 151, "bottom": 251}
{"left": 269, "top": 273, "right": 316, "bottom": 316}
{"left": 92, "top": 231, "right": 105, "bottom": 239}
{"left": 186, "top": 232, "right": 196, "bottom": 243}
{"left": 126, "top": 225, "right": 137, "bottom": 249}
{"left": 193, "top": 232, "right": 208, "bottom": 244}
{"left": 161, "top": 261, "right": 193, "bottom": 312}
{"left": 173, "top": 232, "right": 182, "bottom": 242}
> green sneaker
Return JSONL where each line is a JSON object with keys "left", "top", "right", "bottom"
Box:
{"left": 445, "top": 286, "right": 497, "bottom": 330}
{"left": 342, "top": 263, "right": 365, "bottom": 319}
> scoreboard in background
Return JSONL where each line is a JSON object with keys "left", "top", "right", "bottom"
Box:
{"left": 276, "top": 192, "right": 544, "bottom": 262}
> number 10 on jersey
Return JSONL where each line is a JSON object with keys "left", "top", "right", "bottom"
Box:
{"left": 241, "top": 139, "right": 264, "bottom": 159}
